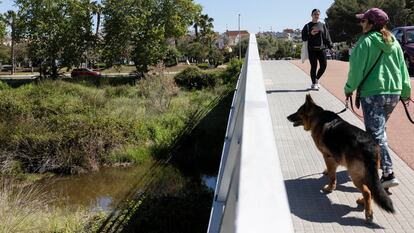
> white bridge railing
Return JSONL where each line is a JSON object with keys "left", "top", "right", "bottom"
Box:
{"left": 207, "top": 34, "right": 294, "bottom": 233}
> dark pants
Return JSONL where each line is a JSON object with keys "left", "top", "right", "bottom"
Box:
{"left": 308, "top": 49, "right": 327, "bottom": 84}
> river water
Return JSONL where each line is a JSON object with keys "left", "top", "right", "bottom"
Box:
{"left": 39, "top": 163, "right": 154, "bottom": 211}
{"left": 39, "top": 162, "right": 217, "bottom": 212}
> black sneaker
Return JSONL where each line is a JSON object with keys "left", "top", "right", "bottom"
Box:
{"left": 380, "top": 172, "right": 399, "bottom": 188}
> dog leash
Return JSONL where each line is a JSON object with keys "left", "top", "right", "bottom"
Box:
{"left": 336, "top": 96, "right": 365, "bottom": 119}
{"left": 339, "top": 96, "right": 414, "bottom": 124}
{"left": 401, "top": 98, "right": 414, "bottom": 124}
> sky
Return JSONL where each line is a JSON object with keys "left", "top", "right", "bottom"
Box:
{"left": 193, "top": 0, "right": 335, "bottom": 33}
{"left": 0, "top": 0, "right": 335, "bottom": 33}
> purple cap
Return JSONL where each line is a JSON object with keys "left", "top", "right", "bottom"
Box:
{"left": 356, "top": 8, "right": 389, "bottom": 26}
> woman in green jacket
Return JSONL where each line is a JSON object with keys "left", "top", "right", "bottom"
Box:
{"left": 344, "top": 8, "right": 411, "bottom": 189}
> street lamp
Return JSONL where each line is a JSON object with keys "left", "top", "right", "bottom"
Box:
{"left": 238, "top": 14, "right": 241, "bottom": 60}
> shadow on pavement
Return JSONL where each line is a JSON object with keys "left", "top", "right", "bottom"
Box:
{"left": 266, "top": 88, "right": 313, "bottom": 94}
{"left": 285, "top": 170, "right": 383, "bottom": 229}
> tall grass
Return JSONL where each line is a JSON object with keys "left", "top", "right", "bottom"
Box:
{"left": 0, "top": 71, "right": 229, "bottom": 175}
{"left": 0, "top": 179, "right": 102, "bottom": 233}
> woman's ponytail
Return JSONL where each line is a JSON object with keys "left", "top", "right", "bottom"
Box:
{"left": 372, "top": 24, "right": 393, "bottom": 44}
{"left": 380, "top": 28, "right": 393, "bottom": 44}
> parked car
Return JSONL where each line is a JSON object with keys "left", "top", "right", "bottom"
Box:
{"left": 1, "top": 64, "right": 12, "bottom": 72}
{"left": 70, "top": 68, "right": 101, "bottom": 78}
{"left": 391, "top": 26, "right": 414, "bottom": 73}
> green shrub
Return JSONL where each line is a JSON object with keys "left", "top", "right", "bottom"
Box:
{"left": 196, "top": 63, "right": 209, "bottom": 70}
{"left": 174, "top": 67, "right": 216, "bottom": 90}
{"left": 164, "top": 46, "right": 181, "bottom": 67}
{"left": 222, "top": 58, "right": 243, "bottom": 84}
{"left": 0, "top": 81, "right": 10, "bottom": 90}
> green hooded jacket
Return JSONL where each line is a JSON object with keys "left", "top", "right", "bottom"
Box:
{"left": 345, "top": 31, "right": 411, "bottom": 99}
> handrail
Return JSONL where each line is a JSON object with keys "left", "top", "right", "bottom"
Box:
{"left": 207, "top": 34, "right": 293, "bottom": 233}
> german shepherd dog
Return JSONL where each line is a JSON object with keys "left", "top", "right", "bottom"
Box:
{"left": 287, "top": 94, "right": 394, "bottom": 223}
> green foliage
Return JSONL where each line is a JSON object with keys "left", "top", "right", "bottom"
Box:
{"left": 208, "top": 46, "right": 224, "bottom": 67}
{"left": 174, "top": 66, "right": 217, "bottom": 89}
{"left": 193, "top": 13, "right": 215, "bottom": 46}
{"left": 222, "top": 58, "right": 243, "bottom": 84}
{"left": 0, "top": 19, "right": 5, "bottom": 44}
{"left": 160, "top": 0, "right": 202, "bottom": 39}
{"left": 102, "top": 0, "right": 201, "bottom": 73}
{"left": 196, "top": 63, "right": 209, "bottom": 69}
{"left": 109, "top": 145, "right": 153, "bottom": 164}
{"left": 186, "top": 41, "right": 209, "bottom": 63}
{"left": 163, "top": 46, "right": 181, "bottom": 67}
{"left": 326, "top": 0, "right": 414, "bottom": 43}
{"left": 0, "top": 77, "right": 227, "bottom": 174}
{"left": 0, "top": 44, "right": 9, "bottom": 62}
{"left": 326, "top": 0, "right": 364, "bottom": 43}
{"left": 101, "top": 0, "right": 134, "bottom": 66}
{"left": 256, "top": 34, "right": 298, "bottom": 59}
{"left": 0, "top": 81, "right": 9, "bottom": 90}
{"left": 257, "top": 35, "right": 277, "bottom": 59}
{"left": 15, "top": 0, "right": 95, "bottom": 77}
{"left": 0, "top": 180, "right": 103, "bottom": 233}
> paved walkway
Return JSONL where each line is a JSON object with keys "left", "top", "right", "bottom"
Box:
{"left": 263, "top": 60, "right": 414, "bottom": 232}
{"left": 290, "top": 60, "right": 414, "bottom": 170}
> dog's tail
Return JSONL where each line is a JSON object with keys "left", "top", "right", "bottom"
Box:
{"left": 364, "top": 147, "right": 395, "bottom": 213}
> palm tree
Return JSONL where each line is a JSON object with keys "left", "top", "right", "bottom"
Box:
{"left": 4, "top": 10, "right": 16, "bottom": 74}
{"left": 91, "top": 1, "right": 101, "bottom": 38}
{"left": 192, "top": 14, "right": 201, "bottom": 40}
{"left": 199, "top": 14, "right": 214, "bottom": 36}
{"left": 199, "top": 14, "right": 214, "bottom": 47}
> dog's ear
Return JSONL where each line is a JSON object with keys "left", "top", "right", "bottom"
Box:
{"left": 305, "top": 94, "right": 315, "bottom": 105}
{"left": 304, "top": 94, "right": 316, "bottom": 111}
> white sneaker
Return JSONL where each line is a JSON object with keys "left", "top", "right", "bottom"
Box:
{"left": 310, "top": 84, "right": 319, "bottom": 90}
{"left": 380, "top": 172, "right": 400, "bottom": 188}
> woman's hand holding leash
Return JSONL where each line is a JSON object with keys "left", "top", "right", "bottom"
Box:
{"left": 400, "top": 97, "right": 414, "bottom": 124}
{"left": 402, "top": 98, "right": 411, "bottom": 107}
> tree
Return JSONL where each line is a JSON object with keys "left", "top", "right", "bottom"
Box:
{"left": 326, "top": 0, "right": 362, "bottom": 43}
{"left": 0, "top": 19, "right": 5, "bottom": 45}
{"left": 15, "top": 0, "right": 95, "bottom": 78}
{"left": 0, "top": 45, "right": 9, "bottom": 64}
{"left": 91, "top": 1, "right": 102, "bottom": 37}
{"left": 186, "top": 41, "right": 208, "bottom": 63}
{"left": 381, "top": 0, "right": 411, "bottom": 28}
{"left": 208, "top": 46, "right": 224, "bottom": 67}
{"left": 198, "top": 14, "right": 215, "bottom": 47}
{"left": 160, "top": 0, "right": 201, "bottom": 40}
{"left": 326, "top": 0, "right": 414, "bottom": 43}
{"left": 101, "top": 0, "right": 134, "bottom": 67}
{"left": 102, "top": 0, "right": 200, "bottom": 74}
{"left": 3, "top": 10, "right": 17, "bottom": 74}
{"left": 164, "top": 45, "right": 181, "bottom": 67}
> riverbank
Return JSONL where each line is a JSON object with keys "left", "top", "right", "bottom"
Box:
{"left": 0, "top": 61, "right": 241, "bottom": 232}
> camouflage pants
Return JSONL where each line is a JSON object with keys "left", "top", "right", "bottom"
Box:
{"left": 361, "top": 94, "right": 400, "bottom": 174}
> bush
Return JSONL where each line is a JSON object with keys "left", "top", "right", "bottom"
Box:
{"left": 174, "top": 67, "right": 216, "bottom": 90}
{"left": 0, "top": 77, "right": 228, "bottom": 174}
{"left": 164, "top": 46, "right": 181, "bottom": 67}
{"left": 196, "top": 63, "right": 209, "bottom": 70}
{"left": 222, "top": 58, "right": 243, "bottom": 84}
{"left": 0, "top": 81, "right": 10, "bottom": 90}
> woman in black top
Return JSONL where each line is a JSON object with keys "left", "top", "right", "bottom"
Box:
{"left": 302, "top": 9, "right": 333, "bottom": 90}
